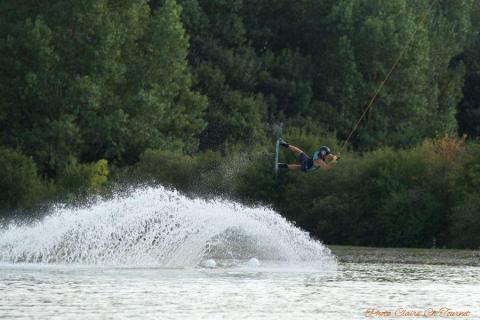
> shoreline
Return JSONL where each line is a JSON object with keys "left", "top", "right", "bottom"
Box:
{"left": 330, "top": 245, "right": 480, "bottom": 266}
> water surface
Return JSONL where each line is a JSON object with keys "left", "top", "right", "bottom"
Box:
{"left": 1, "top": 262, "right": 479, "bottom": 319}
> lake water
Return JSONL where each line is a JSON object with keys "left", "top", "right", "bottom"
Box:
{"left": 1, "top": 187, "right": 478, "bottom": 319}
{"left": 1, "top": 262, "right": 479, "bottom": 319}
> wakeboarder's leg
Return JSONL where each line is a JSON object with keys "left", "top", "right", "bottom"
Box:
{"left": 278, "top": 138, "right": 304, "bottom": 156}
{"left": 278, "top": 163, "right": 301, "bottom": 171}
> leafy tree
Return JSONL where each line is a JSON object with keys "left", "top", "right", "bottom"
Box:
{"left": 318, "top": 0, "right": 434, "bottom": 148}
{"left": 242, "top": 0, "right": 473, "bottom": 148}
{"left": 457, "top": 1, "right": 480, "bottom": 137}
{"left": 114, "top": 0, "right": 207, "bottom": 163}
{"left": 178, "top": 0, "right": 267, "bottom": 149}
{"left": 0, "top": 0, "right": 207, "bottom": 174}
{"left": 0, "top": 13, "right": 81, "bottom": 175}
{"left": 257, "top": 49, "right": 315, "bottom": 121}
{"left": 422, "top": 0, "right": 473, "bottom": 135}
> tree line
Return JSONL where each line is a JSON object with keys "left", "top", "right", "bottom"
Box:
{"left": 1, "top": 0, "right": 479, "bottom": 248}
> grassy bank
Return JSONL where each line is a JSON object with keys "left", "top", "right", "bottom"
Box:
{"left": 330, "top": 245, "right": 480, "bottom": 266}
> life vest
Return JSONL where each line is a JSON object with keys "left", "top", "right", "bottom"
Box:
{"left": 306, "top": 151, "right": 322, "bottom": 172}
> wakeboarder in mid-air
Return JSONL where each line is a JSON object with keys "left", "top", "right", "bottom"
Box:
{"left": 275, "top": 138, "right": 339, "bottom": 174}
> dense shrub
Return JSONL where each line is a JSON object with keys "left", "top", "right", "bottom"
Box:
{"left": 131, "top": 149, "right": 198, "bottom": 191}
{"left": 197, "top": 147, "right": 255, "bottom": 195}
{"left": 0, "top": 148, "right": 44, "bottom": 210}
{"left": 235, "top": 150, "right": 283, "bottom": 204}
{"left": 58, "top": 158, "right": 109, "bottom": 197}
{"left": 2, "top": 132, "right": 480, "bottom": 249}
{"left": 450, "top": 193, "right": 480, "bottom": 249}
{"left": 132, "top": 146, "right": 264, "bottom": 195}
{"left": 234, "top": 134, "right": 480, "bottom": 248}
{"left": 449, "top": 141, "right": 480, "bottom": 249}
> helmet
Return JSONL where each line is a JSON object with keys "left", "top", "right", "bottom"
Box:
{"left": 318, "top": 146, "right": 331, "bottom": 159}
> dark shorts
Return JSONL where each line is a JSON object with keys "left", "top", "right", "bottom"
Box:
{"left": 299, "top": 153, "right": 314, "bottom": 172}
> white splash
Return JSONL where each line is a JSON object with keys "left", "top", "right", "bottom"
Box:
{"left": 203, "top": 259, "right": 217, "bottom": 268}
{"left": 0, "top": 186, "right": 336, "bottom": 269}
{"left": 247, "top": 257, "right": 260, "bottom": 267}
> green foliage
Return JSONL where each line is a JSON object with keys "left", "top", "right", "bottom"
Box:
{"left": 235, "top": 150, "right": 283, "bottom": 204}
{"left": 1, "top": 0, "right": 480, "bottom": 250}
{"left": 131, "top": 146, "right": 263, "bottom": 195}
{"left": 367, "top": 148, "right": 441, "bottom": 247}
{"left": 0, "top": 148, "right": 44, "bottom": 210}
{"left": 58, "top": 158, "right": 109, "bottom": 196}
{"left": 116, "top": 0, "right": 207, "bottom": 162}
{"left": 457, "top": 2, "right": 480, "bottom": 137}
{"left": 321, "top": 0, "right": 434, "bottom": 147}
{"left": 178, "top": 0, "right": 270, "bottom": 150}
{"left": 450, "top": 193, "right": 480, "bottom": 249}
{"left": 458, "top": 142, "right": 480, "bottom": 192}
{"left": 194, "top": 150, "right": 226, "bottom": 193}
{"left": 232, "top": 135, "right": 480, "bottom": 249}
{"left": 131, "top": 149, "right": 198, "bottom": 190}
{"left": 191, "top": 49, "right": 267, "bottom": 149}
{"left": 257, "top": 49, "right": 315, "bottom": 120}
{"left": 0, "top": 0, "right": 207, "bottom": 173}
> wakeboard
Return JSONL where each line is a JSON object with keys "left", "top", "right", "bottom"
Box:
{"left": 274, "top": 138, "right": 280, "bottom": 178}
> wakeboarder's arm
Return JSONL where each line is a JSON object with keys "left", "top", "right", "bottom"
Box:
{"left": 313, "top": 155, "right": 338, "bottom": 170}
